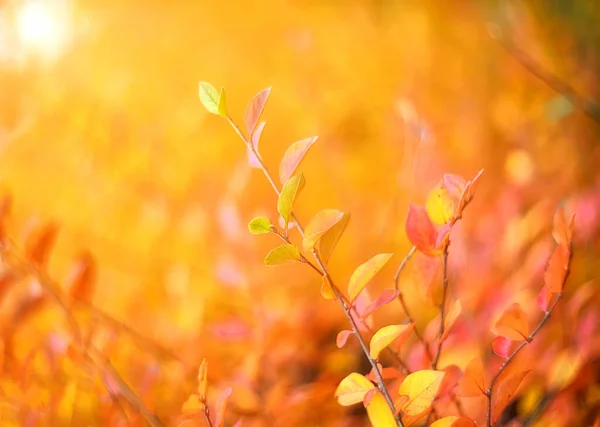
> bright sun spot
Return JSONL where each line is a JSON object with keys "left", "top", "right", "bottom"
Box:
{"left": 16, "top": 0, "right": 69, "bottom": 57}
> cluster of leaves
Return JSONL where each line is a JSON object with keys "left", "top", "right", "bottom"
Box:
{"left": 197, "top": 83, "right": 585, "bottom": 426}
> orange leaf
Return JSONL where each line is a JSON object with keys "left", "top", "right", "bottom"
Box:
{"left": 334, "top": 372, "right": 375, "bottom": 406}
{"left": 279, "top": 136, "right": 318, "bottom": 184}
{"left": 493, "top": 303, "right": 529, "bottom": 341}
{"left": 544, "top": 244, "right": 570, "bottom": 294}
{"left": 214, "top": 386, "right": 233, "bottom": 427}
{"left": 405, "top": 203, "right": 438, "bottom": 256}
{"left": 552, "top": 207, "right": 574, "bottom": 246}
{"left": 24, "top": 222, "right": 60, "bottom": 267}
{"left": 398, "top": 370, "right": 445, "bottom": 416}
{"left": 365, "top": 391, "right": 397, "bottom": 427}
{"left": 457, "top": 357, "right": 486, "bottom": 397}
{"left": 370, "top": 324, "right": 411, "bottom": 359}
{"left": 244, "top": 88, "right": 271, "bottom": 136}
{"left": 318, "top": 212, "right": 350, "bottom": 265}
{"left": 302, "top": 209, "right": 345, "bottom": 251}
{"left": 492, "top": 370, "right": 530, "bottom": 424}
{"left": 440, "top": 299, "right": 462, "bottom": 342}
{"left": 491, "top": 336, "right": 512, "bottom": 358}
{"left": 431, "top": 416, "right": 477, "bottom": 427}
{"left": 537, "top": 285, "right": 552, "bottom": 311}
{"left": 66, "top": 251, "right": 96, "bottom": 304}
{"left": 336, "top": 330, "right": 354, "bottom": 348}
{"left": 348, "top": 253, "right": 394, "bottom": 302}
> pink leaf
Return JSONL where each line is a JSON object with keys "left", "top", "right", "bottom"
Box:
{"left": 442, "top": 174, "right": 468, "bottom": 201}
{"left": 492, "top": 336, "right": 512, "bottom": 358}
{"left": 247, "top": 121, "right": 266, "bottom": 168}
{"left": 244, "top": 88, "right": 271, "bottom": 136}
{"left": 214, "top": 386, "right": 233, "bottom": 427}
{"left": 361, "top": 289, "right": 399, "bottom": 319}
{"left": 279, "top": 136, "right": 318, "bottom": 184}
{"left": 336, "top": 330, "right": 354, "bottom": 348}
{"left": 537, "top": 285, "right": 552, "bottom": 311}
{"left": 405, "top": 203, "right": 438, "bottom": 256}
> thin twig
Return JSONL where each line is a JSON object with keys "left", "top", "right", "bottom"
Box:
{"left": 432, "top": 243, "right": 450, "bottom": 370}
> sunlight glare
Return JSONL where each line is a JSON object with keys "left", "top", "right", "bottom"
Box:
{"left": 16, "top": 0, "right": 69, "bottom": 57}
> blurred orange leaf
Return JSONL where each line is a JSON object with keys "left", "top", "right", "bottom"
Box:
{"left": 398, "top": 370, "right": 445, "bottom": 416}
{"left": 492, "top": 370, "right": 530, "bottom": 424}
{"left": 303, "top": 209, "right": 345, "bottom": 251}
{"left": 24, "top": 222, "right": 59, "bottom": 267}
{"left": 66, "top": 251, "right": 96, "bottom": 304}
{"left": 214, "top": 386, "right": 233, "bottom": 427}
{"left": 279, "top": 136, "right": 318, "bottom": 184}
{"left": 493, "top": 303, "right": 529, "bottom": 341}
{"left": 336, "top": 330, "right": 354, "bottom": 348}
{"left": 441, "top": 299, "right": 462, "bottom": 342}
{"left": 365, "top": 391, "right": 397, "bottom": 427}
{"left": 457, "top": 357, "right": 486, "bottom": 397}
{"left": 244, "top": 88, "right": 271, "bottom": 137}
{"left": 548, "top": 350, "right": 582, "bottom": 390}
{"left": 334, "top": 372, "right": 375, "bottom": 406}
{"left": 264, "top": 244, "right": 302, "bottom": 265}
{"left": 348, "top": 253, "right": 394, "bottom": 302}
{"left": 552, "top": 207, "right": 574, "bottom": 247}
{"left": 369, "top": 324, "right": 412, "bottom": 359}
{"left": 277, "top": 172, "right": 305, "bottom": 227}
{"left": 544, "top": 244, "right": 570, "bottom": 294}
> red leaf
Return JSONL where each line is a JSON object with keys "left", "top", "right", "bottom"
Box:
{"left": 405, "top": 203, "right": 438, "bottom": 256}
{"left": 492, "top": 336, "right": 512, "bottom": 358}
{"left": 244, "top": 88, "right": 271, "bottom": 136}
{"left": 361, "top": 289, "right": 399, "bottom": 319}
{"left": 544, "top": 244, "right": 570, "bottom": 294}
{"left": 336, "top": 330, "right": 354, "bottom": 348}
{"left": 279, "top": 136, "right": 318, "bottom": 184}
{"left": 492, "top": 370, "right": 530, "bottom": 424}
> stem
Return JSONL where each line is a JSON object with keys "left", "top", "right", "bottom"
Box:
{"left": 432, "top": 243, "right": 450, "bottom": 370}
{"left": 227, "top": 117, "right": 403, "bottom": 426}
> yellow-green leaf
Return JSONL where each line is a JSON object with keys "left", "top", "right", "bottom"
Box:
{"left": 398, "top": 370, "right": 445, "bottom": 416}
{"left": 370, "top": 324, "right": 411, "bottom": 359}
{"left": 217, "top": 86, "right": 227, "bottom": 117}
{"left": 319, "top": 212, "right": 350, "bottom": 265}
{"left": 277, "top": 173, "right": 305, "bottom": 227}
{"left": 426, "top": 186, "right": 455, "bottom": 225}
{"left": 334, "top": 372, "right": 375, "bottom": 406}
{"left": 302, "top": 209, "right": 345, "bottom": 252}
{"left": 348, "top": 253, "right": 394, "bottom": 302}
{"left": 248, "top": 217, "right": 272, "bottom": 235}
{"left": 198, "top": 81, "right": 221, "bottom": 116}
{"left": 366, "top": 391, "right": 397, "bottom": 427}
{"left": 264, "top": 244, "right": 302, "bottom": 266}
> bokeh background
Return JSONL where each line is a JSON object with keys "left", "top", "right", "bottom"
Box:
{"left": 0, "top": 0, "right": 599, "bottom": 425}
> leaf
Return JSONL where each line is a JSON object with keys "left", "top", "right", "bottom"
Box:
{"left": 336, "top": 330, "right": 354, "bottom": 348}
{"left": 552, "top": 207, "right": 575, "bottom": 246}
{"left": 548, "top": 350, "right": 582, "bottom": 390}
{"left": 405, "top": 203, "right": 438, "bottom": 256}
{"left": 197, "top": 358, "right": 208, "bottom": 399}
{"left": 217, "top": 87, "right": 227, "bottom": 117}
{"left": 348, "top": 253, "right": 394, "bottom": 302}
{"left": 277, "top": 173, "right": 305, "bottom": 227}
{"left": 544, "top": 244, "right": 570, "bottom": 294}
{"left": 457, "top": 357, "right": 486, "bottom": 397}
{"left": 365, "top": 391, "right": 397, "bottom": 427}
{"left": 441, "top": 174, "right": 468, "bottom": 202}
{"left": 398, "top": 370, "right": 445, "bottom": 416}
{"left": 334, "top": 372, "right": 375, "bottom": 406}
{"left": 465, "top": 169, "right": 484, "bottom": 202}
{"left": 214, "top": 386, "right": 233, "bottom": 427}
{"left": 362, "top": 289, "right": 400, "bottom": 319}
{"left": 318, "top": 212, "right": 350, "bottom": 265}
{"left": 537, "top": 285, "right": 552, "bottom": 311}
{"left": 248, "top": 217, "right": 273, "bottom": 235}
{"left": 492, "top": 370, "right": 530, "bottom": 424}
{"left": 247, "top": 121, "right": 267, "bottom": 168}
{"left": 66, "top": 251, "right": 96, "bottom": 303}
{"left": 264, "top": 244, "right": 302, "bottom": 266}
{"left": 440, "top": 299, "right": 462, "bottom": 342}
{"left": 279, "top": 136, "right": 318, "bottom": 184}
{"left": 492, "top": 336, "right": 512, "bottom": 358}
{"left": 198, "top": 82, "right": 222, "bottom": 116}
{"left": 320, "top": 275, "right": 334, "bottom": 300}
{"left": 181, "top": 394, "right": 204, "bottom": 415}
{"left": 492, "top": 303, "right": 529, "bottom": 341}
{"left": 431, "top": 416, "right": 477, "bottom": 427}
{"left": 303, "top": 209, "right": 345, "bottom": 251}
{"left": 426, "top": 186, "right": 455, "bottom": 225}
{"left": 244, "top": 88, "right": 271, "bottom": 136}
{"left": 25, "top": 222, "right": 60, "bottom": 267}
{"left": 370, "top": 324, "right": 411, "bottom": 359}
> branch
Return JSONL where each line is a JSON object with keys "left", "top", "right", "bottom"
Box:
{"left": 431, "top": 243, "right": 450, "bottom": 370}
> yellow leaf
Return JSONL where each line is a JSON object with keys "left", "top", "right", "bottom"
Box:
{"left": 334, "top": 372, "right": 375, "bottom": 406}
{"left": 57, "top": 381, "right": 78, "bottom": 422}
{"left": 277, "top": 172, "right": 305, "bottom": 227}
{"left": 217, "top": 86, "right": 227, "bottom": 117}
{"left": 181, "top": 394, "right": 205, "bottom": 415}
{"left": 548, "top": 349, "right": 582, "bottom": 390}
{"left": 318, "top": 212, "right": 350, "bottom": 265}
{"left": 431, "top": 416, "right": 477, "bottom": 427}
{"left": 198, "top": 81, "right": 221, "bottom": 116}
{"left": 366, "top": 391, "right": 397, "bottom": 427}
{"left": 426, "top": 186, "right": 455, "bottom": 225}
{"left": 197, "top": 358, "right": 208, "bottom": 399}
{"left": 398, "top": 370, "right": 445, "bottom": 416}
{"left": 248, "top": 217, "right": 272, "bottom": 235}
{"left": 369, "top": 324, "right": 411, "bottom": 359}
{"left": 320, "top": 275, "right": 334, "bottom": 300}
{"left": 302, "top": 209, "right": 345, "bottom": 251}
{"left": 348, "top": 253, "right": 394, "bottom": 302}
{"left": 264, "top": 244, "right": 302, "bottom": 265}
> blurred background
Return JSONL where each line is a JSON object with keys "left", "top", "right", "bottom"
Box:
{"left": 0, "top": 0, "right": 599, "bottom": 425}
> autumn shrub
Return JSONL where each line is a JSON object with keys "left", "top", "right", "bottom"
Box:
{"left": 183, "top": 81, "right": 595, "bottom": 427}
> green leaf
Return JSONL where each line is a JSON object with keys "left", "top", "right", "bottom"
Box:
{"left": 217, "top": 87, "right": 227, "bottom": 117}
{"left": 248, "top": 217, "right": 272, "bottom": 235}
{"left": 198, "top": 82, "right": 221, "bottom": 115}
{"left": 264, "top": 244, "right": 302, "bottom": 266}
{"left": 277, "top": 173, "right": 305, "bottom": 228}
